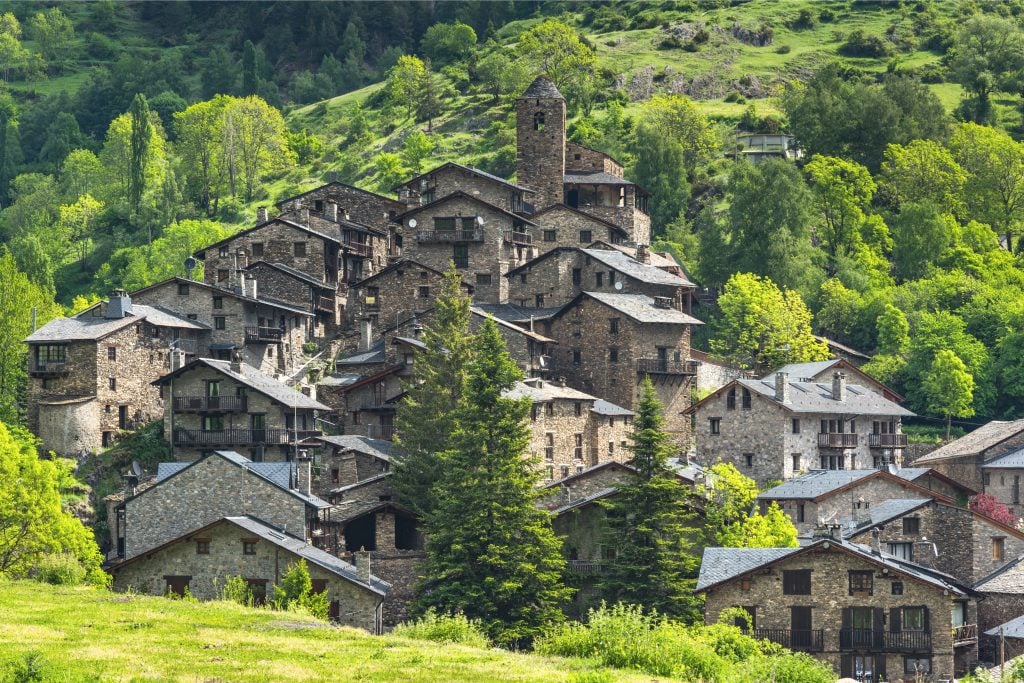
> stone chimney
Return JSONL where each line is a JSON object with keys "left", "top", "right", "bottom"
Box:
{"left": 355, "top": 551, "right": 371, "bottom": 583}
{"left": 230, "top": 351, "right": 244, "bottom": 375}
{"left": 636, "top": 244, "right": 651, "bottom": 264}
{"left": 774, "top": 371, "right": 789, "bottom": 403}
{"left": 832, "top": 371, "right": 847, "bottom": 402}
{"left": 870, "top": 526, "right": 882, "bottom": 555}
{"left": 257, "top": 206, "right": 269, "bottom": 223}
{"left": 105, "top": 289, "right": 133, "bottom": 319}
{"left": 325, "top": 201, "right": 338, "bottom": 222}
{"left": 397, "top": 187, "right": 420, "bottom": 207}
{"left": 296, "top": 451, "right": 312, "bottom": 496}
{"left": 359, "top": 318, "right": 373, "bottom": 352}
{"left": 852, "top": 497, "right": 871, "bottom": 526}
{"left": 914, "top": 537, "right": 937, "bottom": 567}
{"left": 300, "top": 208, "right": 310, "bottom": 226}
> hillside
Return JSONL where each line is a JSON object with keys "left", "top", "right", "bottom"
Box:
{"left": 0, "top": 581, "right": 645, "bottom": 682}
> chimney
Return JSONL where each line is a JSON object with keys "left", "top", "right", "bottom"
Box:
{"left": 913, "top": 536, "right": 937, "bottom": 568}
{"left": 296, "top": 451, "right": 312, "bottom": 496}
{"left": 344, "top": 209, "right": 350, "bottom": 221}
{"left": 325, "top": 201, "right": 338, "bottom": 222}
{"left": 230, "top": 351, "right": 244, "bottom": 375}
{"left": 236, "top": 249, "right": 248, "bottom": 270}
{"left": 105, "top": 289, "right": 133, "bottom": 319}
{"left": 355, "top": 551, "right": 371, "bottom": 583}
{"left": 359, "top": 318, "right": 373, "bottom": 352}
{"left": 774, "top": 371, "right": 789, "bottom": 403}
{"left": 257, "top": 206, "right": 269, "bottom": 223}
{"left": 832, "top": 371, "right": 847, "bottom": 402}
{"left": 170, "top": 348, "right": 187, "bottom": 371}
{"left": 300, "top": 208, "right": 310, "bottom": 226}
{"left": 870, "top": 526, "right": 882, "bottom": 555}
{"left": 653, "top": 296, "right": 673, "bottom": 309}
{"left": 853, "top": 497, "right": 871, "bottom": 526}
{"left": 636, "top": 244, "right": 651, "bottom": 264}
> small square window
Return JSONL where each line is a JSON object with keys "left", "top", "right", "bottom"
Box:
{"left": 579, "top": 230, "right": 592, "bottom": 243}
{"left": 294, "top": 242, "right": 307, "bottom": 257}
{"left": 904, "top": 657, "right": 931, "bottom": 676}
{"left": 213, "top": 296, "right": 223, "bottom": 310}
{"left": 187, "top": 314, "right": 198, "bottom": 320}
{"left": 476, "top": 273, "right": 491, "bottom": 286}
{"left": 218, "top": 246, "right": 229, "bottom": 257}
{"left": 196, "top": 540, "right": 210, "bottom": 555}
{"left": 214, "top": 316, "right": 226, "bottom": 330}
{"left": 709, "top": 417, "right": 721, "bottom": 435}
{"left": 891, "top": 581, "right": 904, "bottom": 595}
{"left": 609, "top": 348, "right": 618, "bottom": 363}
{"left": 903, "top": 517, "right": 920, "bottom": 534}
{"left": 243, "top": 541, "right": 256, "bottom": 556}
{"left": 107, "top": 347, "right": 117, "bottom": 361}
{"left": 782, "top": 570, "right": 811, "bottom": 595}
{"left": 848, "top": 570, "right": 873, "bottom": 596}
{"left": 252, "top": 242, "right": 264, "bottom": 257}
{"left": 108, "top": 377, "right": 116, "bottom": 390}
{"left": 743, "top": 453, "right": 753, "bottom": 468}
{"left": 217, "top": 269, "right": 229, "bottom": 282}
{"left": 178, "top": 283, "right": 190, "bottom": 295}
{"left": 543, "top": 230, "right": 556, "bottom": 242}
{"left": 418, "top": 286, "right": 430, "bottom": 299}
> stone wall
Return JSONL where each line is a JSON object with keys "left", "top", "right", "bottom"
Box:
{"left": 245, "top": 262, "right": 335, "bottom": 335}
{"left": 537, "top": 463, "right": 634, "bottom": 510}
{"left": 703, "top": 545, "right": 964, "bottom": 680}
{"left": 277, "top": 184, "right": 404, "bottom": 235}
{"left": 580, "top": 203, "right": 651, "bottom": 247}
{"left": 983, "top": 467, "right": 1024, "bottom": 518}
{"left": 516, "top": 92, "right": 566, "bottom": 209}
{"left": 398, "top": 166, "right": 527, "bottom": 214}
{"left": 314, "top": 450, "right": 389, "bottom": 499}
{"left": 468, "top": 312, "right": 553, "bottom": 378}
{"left": 123, "top": 453, "right": 310, "bottom": 557}
{"left": 111, "top": 519, "right": 382, "bottom": 632}
{"left": 199, "top": 220, "right": 333, "bottom": 288}
{"left": 346, "top": 262, "right": 468, "bottom": 330}
{"left": 530, "top": 206, "right": 626, "bottom": 253}
{"left": 37, "top": 399, "right": 100, "bottom": 455}
{"left": 566, "top": 142, "right": 623, "bottom": 177}
{"left": 768, "top": 478, "right": 932, "bottom": 536}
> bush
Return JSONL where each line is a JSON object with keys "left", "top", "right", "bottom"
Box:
{"left": 272, "top": 560, "right": 329, "bottom": 620}
{"left": 791, "top": 8, "right": 816, "bottom": 29}
{"left": 839, "top": 30, "right": 893, "bottom": 58}
{"left": 7, "top": 651, "right": 45, "bottom": 683}
{"left": 392, "top": 609, "right": 491, "bottom": 648}
{"left": 220, "top": 575, "right": 253, "bottom": 607}
{"left": 33, "top": 553, "right": 87, "bottom": 586}
{"left": 776, "top": 44, "right": 792, "bottom": 54}
{"left": 819, "top": 8, "right": 836, "bottom": 22}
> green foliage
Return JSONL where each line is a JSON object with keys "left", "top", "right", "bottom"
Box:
{"left": 392, "top": 608, "right": 490, "bottom": 648}
{"left": 924, "top": 349, "right": 976, "bottom": 437}
{"left": 805, "top": 155, "right": 877, "bottom": 269}
{"left": 7, "top": 650, "right": 46, "bottom": 683}
{"left": 639, "top": 95, "right": 719, "bottom": 176}
{"left": 949, "top": 15, "right": 1023, "bottom": 121}
{"left": 27, "top": 8, "right": 74, "bottom": 71}
{"left": 420, "top": 23, "right": 478, "bottom": 66}
{"left": 220, "top": 575, "right": 253, "bottom": 607}
{"left": 272, "top": 560, "right": 328, "bottom": 620}
{"left": 32, "top": 552, "right": 88, "bottom": 586}
{"left": 517, "top": 20, "right": 598, "bottom": 113}
{"left": 700, "top": 463, "right": 797, "bottom": 549}
{"left": 949, "top": 123, "right": 1024, "bottom": 250}
{"left": 628, "top": 123, "right": 688, "bottom": 234}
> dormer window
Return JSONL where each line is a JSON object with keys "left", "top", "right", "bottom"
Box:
{"left": 533, "top": 112, "right": 545, "bottom": 131}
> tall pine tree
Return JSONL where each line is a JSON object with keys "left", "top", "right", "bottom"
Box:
{"left": 599, "top": 377, "right": 701, "bottom": 621}
{"left": 414, "top": 319, "right": 569, "bottom": 646}
{"left": 392, "top": 264, "right": 474, "bottom": 518}
{"left": 128, "top": 93, "right": 152, "bottom": 225}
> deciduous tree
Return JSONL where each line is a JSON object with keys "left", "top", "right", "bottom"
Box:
{"left": 27, "top": 8, "right": 73, "bottom": 72}
{"left": 220, "top": 95, "right": 294, "bottom": 201}
{"left": 923, "top": 349, "right": 975, "bottom": 439}
{"left": 805, "top": 155, "right": 876, "bottom": 269}
{"left": 949, "top": 123, "right": 1024, "bottom": 251}
{"left": 517, "top": 20, "right": 598, "bottom": 113}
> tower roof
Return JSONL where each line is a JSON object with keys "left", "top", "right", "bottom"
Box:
{"left": 522, "top": 76, "right": 564, "bottom": 100}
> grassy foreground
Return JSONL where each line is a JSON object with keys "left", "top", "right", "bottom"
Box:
{"left": 0, "top": 581, "right": 649, "bottom": 682}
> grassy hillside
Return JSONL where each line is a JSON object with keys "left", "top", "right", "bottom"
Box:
{"left": 0, "top": 581, "right": 646, "bottom": 682}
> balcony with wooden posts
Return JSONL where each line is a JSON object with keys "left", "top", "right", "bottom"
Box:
{"left": 502, "top": 230, "right": 533, "bottom": 245}
{"left": 567, "top": 560, "right": 605, "bottom": 575}
{"left": 415, "top": 229, "right": 483, "bottom": 243}
{"left": 315, "top": 295, "right": 336, "bottom": 314}
{"left": 818, "top": 432, "right": 859, "bottom": 448}
{"left": 953, "top": 623, "right": 978, "bottom": 646}
{"left": 343, "top": 239, "right": 373, "bottom": 258}
{"left": 839, "top": 628, "right": 931, "bottom": 652}
{"left": 172, "top": 428, "right": 322, "bottom": 446}
{"left": 868, "top": 433, "right": 909, "bottom": 448}
{"left": 244, "top": 326, "right": 284, "bottom": 344}
{"left": 636, "top": 358, "right": 699, "bottom": 376}
{"left": 750, "top": 629, "right": 824, "bottom": 653}
{"left": 172, "top": 396, "right": 247, "bottom": 413}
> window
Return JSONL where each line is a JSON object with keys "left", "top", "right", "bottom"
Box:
{"left": 202, "top": 415, "right": 224, "bottom": 431}
{"left": 572, "top": 268, "right": 581, "bottom": 285}
{"left": 196, "top": 540, "right": 210, "bottom": 555}
{"left": 993, "top": 536, "right": 1006, "bottom": 562}
{"left": 792, "top": 418, "right": 800, "bottom": 434}
{"left": 108, "top": 377, "right": 116, "bottom": 390}
{"left": 561, "top": 465, "right": 570, "bottom": 478}
{"left": 848, "top": 571, "right": 873, "bottom": 596}
{"left": 608, "top": 271, "right": 616, "bottom": 286}
{"left": 741, "top": 388, "right": 752, "bottom": 410}
{"left": 107, "top": 347, "right": 117, "bottom": 361}
{"left": 902, "top": 606, "right": 926, "bottom": 631}
{"left": 609, "top": 318, "right": 619, "bottom": 334}
{"left": 595, "top": 272, "right": 603, "bottom": 287}
{"left": 214, "top": 316, "right": 226, "bottom": 330}
{"left": 709, "top": 417, "right": 721, "bottom": 435}
{"left": 533, "top": 111, "right": 545, "bottom": 131}
{"left": 476, "top": 273, "right": 491, "bottom": 286}
{"left": 887, "top": 542, "right": 913, "bottom": 561}
{"left": 727, "top": 387, "right": 736, "bottom": 410}
{"left": 545, "top": 402, "right": 554, "bottom": 417}
{"left": 453, "top": 243, "right": 469, "bottom": 269}
{"left": 217, "top": 269, "right": 229, "bottom": 282}
{"left": 544, "top": 433, "right": 554, "bottom": 460}
{"left": 213, "top": 296, "right": 223, "bottom": 310}
{"left": 792, "top": 453, "right": 801, "bottom": 473}
{"left": 904, "top": 658, "right": 931, "bottom": 675}
{"left": 252, "top": 242, "right": 264, "bottom": 257}
{"left": 219, "top": 246, "right": 229, "bottom": 257}
{"left": 243, "top": 541, "right": 256, "bottom": 556}
{"left": 984, "top": 472, "right": 991, "bottom": 486}
{"left": 187, "top": 314, "right": 198, "bottom": 320}
{"left": 608, "top": 441, "right": 614, "bottom": 456}
{"left": 573, "top": 350, "right": 581, "bottom": 365}
{"left": 294, "top": 242, "right": 307, "bottom": 257}
{"left": 797, "top": 503, "right": 805, "bottom": 523}
{"left": 178, "top": 283, "right": 190, "bottom": 295}
{"left": 782, "top": 570, "right": 811, "bottom": 595}
{"left": 609, "top": 347, "right": 618, "bottom": 363}
{"left": 891, "top": 581, "right": 904, "bottom": 595}
{"left": 543, "top": 230, "right": 556, "bottom": 242}
{"left": 418, "top": 286, "right": 430, "bottom": 299}
{"left": 330, "top": 468, "right": 340, "bottom": 483}
{"left": 743, "top": 453, "right": 753, "bottom": 468}
{"left": 574, "top": 433, "right": 583, "bottom": 459}
{"left": 546, "top": 465, "right": 554, "bottom": 479}
{"left": 574, "top": 402, "right": 582, "bottom": 417}
{"left": 903, "top": 517, "right": 920, "bottom": 534}
{"left": 535, "top": 294, "right": 544, "bottom": 307}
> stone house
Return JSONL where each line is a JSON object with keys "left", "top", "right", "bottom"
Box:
{"left": 588, "top": 240, "right": 689, "bottom": 279}
{"left": 976, "top": 558, "right": 1024, "bottom": 663}
{"left": 396, "top": 191, "right": 538, "bottom": 304}
{"left": 516, "top": 76, "right": 651, "bottom": 245}
{"left": 691, "top": 372, "right": 914, "bottom": 487}
{"left": 275, "top": 180, "right": 405, "bottom": 238}
{"left": 310, "top": 434, "right": 398, "bottom": 500}
{"left": 543, "top": 292, "right": 702, "bottom": 444}
{"left": 395, "top": 161, "right": 536, "bottom": 215}
{"left": 981, "top": 450, "right": 1024, "bottom": 518}
{"left": 245, "top": 260, "right": 340, "bottom": 333}
{"left": 469, "top": 307, "right": 557, "bottom": 378}
{"left": 109, "top": 515, "right": 389, "bottom": 633}
{"left": 344, "top": 259, "right": 473, "bottom": 330}
{"left": 528, "top": 204, "right": 631, "bottom": 249}
{"left": 698, "top": 536, "right": 980, "bottom": 680}
{"left": 25, "top": 290, "right": 208, "bottom": 456}
{"left": 505, "top": 246, "right": 696, "bottom": 313}
{"left": 913, "top": 419, "right": 1024, "bottom": 506}
{"left": 757, "top": 468, "right": 975, "bottom": 536}
{"left": 153, "top": 358, "right": 329, "bottom": 462}
{"left": 130, "top": 277, "right": 311, "bottom": 377}
{"left": 112, "top": 449, "right": 330, "bottom": 560}
{"left": 762, "top": 358, "right": 904, "bottom": 404}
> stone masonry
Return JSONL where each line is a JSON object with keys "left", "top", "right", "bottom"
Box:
{"left": 396, "top": 162, "right": 534, "bottom": 215}
{"left": 529, "top": 204, "right": 630, "bottom": 251}
{"left": 516, "top": 77, "right": 566, "bottom": 209}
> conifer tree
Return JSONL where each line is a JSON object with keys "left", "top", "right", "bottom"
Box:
{"left": 128, "top": 93, "right": 152, "bottom": 223}
{"left": 414, "top": 319, "right": 569, "bottom": 645}
{"left": 598, "top": 377, "right": 701, "bottom": 621}
{"left": 392, "top": 264, "right": 474, "bottom": 518}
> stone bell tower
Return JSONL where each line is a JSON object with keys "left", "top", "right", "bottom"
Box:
{"left": 516, "top": 76, "right": 566, "bottom": 210}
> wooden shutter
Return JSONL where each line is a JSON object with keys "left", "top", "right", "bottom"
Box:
{"left": 922, "top": 606, "right": 930, "bottom": 632}
{"left": 873, "top": 607, "right": 886, "bottom": 648}
{"left": 875, "top": 655, "right": 887, "bottom": 680}
{"left": 842, "top": 607, "right": 852, "bottom": 630}
{"left": 840, "top": 655, "right": 853, "bottom": 678}
{"left": 890, "top": 607, "right": 902, "bottom": 633}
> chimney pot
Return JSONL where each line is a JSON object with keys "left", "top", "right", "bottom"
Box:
{"left": 832, "top": 371, "right": 847, "bottom": 401}
{"left": 359, "top": 318, "right": 373, "bottom": 353}
{"left": 230, "top": 351, "right": 244, "bottom": 375}
{"left": 355, "top": 551, "right": 371, "bottom": 583}
{"left": 257, "top": 207, "right": 269, "bottom": 223}
{"left": 300, "top": 208, "right": 310, "bottom": 226}
{"left": 636, "top": 244, "right": 651, "bottom": 264}
{"left": 325, "top": 201, "right": 339, "bottom": 222}
{"left": 774, "top": 371, "right": 790, "bottom": 403}
{"left": 105, "top": 289, "right": 133, "bottom": 319}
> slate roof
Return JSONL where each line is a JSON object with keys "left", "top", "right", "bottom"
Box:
{"left": 590, "top": 241, "right": 682, "bottom": 271}
{"left": 839, "top": 498, "right": 933, "bottom": 538}
{"left": 196, "top": 218, "right": 341, "bottom": 256}
{"left": 539, "top": 460, "right": 636, "bottom": 490}
{"left": 915, "top": 420, "right": 1024, "bottom": 464}
{"left": 982, "top": 448, "right": 1024, "bottom": 469}
{"left": 247, "top": 261, "right": 330, "bottom": 289}
{"left": 330, "top": 471, "right": 392, "bottom": 496}
{"left": 975, "top": 555, "right": 1024, "bottom": 593}
{"left": 522, "top": 76, "right": 564, "bottom": 100}
{"left": 986, "top": 615, "right": 1024, "bottom": 639}
{"left": 472, "top": 303, "right": 562, "bottom": 323}
{"left": 335, "top": 341, "right": 386, "bottom": 365}
{"left": 591, "top": 399, "right": 634, "bottom": 416}
{"left": 25, "top": 304, "right": 206, "bottom": 343}
{"left": 396, "top": 191, "right": 538, "bottom": 225}
{"left": 737, "top": 377, "right": 913, "bottom": 416}
{"left": 529, "top": 204, "right": 627, "bottom": 233}
{"left": 582, "top": 292, "right": 704, "bottom": 325}
{"left": 564, "top": 171, "right": 641, "bottom": 187}
{"left": 582, "top": 248, "right": 694, "bottom": 287}
{"left": 130, "top": 277, "right": 314, "bottom": 317}
{"left": 469, "top": 306, "right": 557, "bottom": 343}
{"left": 398, "top": 161, "right": 534, "bottom": 194}
{"left": 317, "top": 435, "right": 402, "bottom": 462}
{"left": 506, "top": 379, "right": 597, "bottom": 403}
{"left": 153, "top": 359, "right": 330, "bottom": 411}
{"left": 758, "top": 469, "right": 933, "bottom": 501}
{"left": 551, "top": 487, "right": 618, "bottom": 515}
{"left": 764, "top": 360, "right": 842, "bottom": 382}
{"left": 273, "top": 181, "right": 403, "bottom": 210}
{"left": 348, "top": 259, "right": 470, "bottom": 291}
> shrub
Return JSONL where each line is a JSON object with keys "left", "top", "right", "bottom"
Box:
{"left": 839, "top": 30, "right": 893, "bottom": 58}
{"left": 392, "top": 609, "right": 490, "bottom": 648}
{"left": 272, "top": 560, "right": 329, "bottom": 620}
{"left": 220, "top": 575, "right": 253, "bottom": 607}
{"left": 776, "top": 44, "right": 792, "bottom": 54}
{"left": 819, "top": 8, "right": 836, "bottom": 22}
{"left": 33, "top": 553, "right": 87, "bottom": 586}
{"left": 792, "top": 8, "right": 816, "bottom": 29}
{"left": 8, "top": 651, "right": 45, "bottom": 683}
{"left": 659, "top": 34, "right": 686, "bottom": 50}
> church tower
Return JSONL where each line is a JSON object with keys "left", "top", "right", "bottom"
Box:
{"left": 516, "top": 76, "right": 566, "bottom": 210}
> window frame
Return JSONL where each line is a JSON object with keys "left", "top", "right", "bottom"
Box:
{"left": 782, "top": 569, "right": 811, "bottom": 595}
{"left": 848, "top": 570, "right": 874, "bottom": 596}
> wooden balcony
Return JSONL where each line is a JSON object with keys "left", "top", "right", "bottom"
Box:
{"left": 636, "top": 358, "right": 699, "bottom": 376}
{"left": 415, "top": 229, "right": 483, "bottom": 243}
{"left": 818, "top": 433, "right": 859, "bottom": 448}
{"left": 839, "top": 628, "right": 931, "bottom": 652}
{"left": 953, "top": 623, "right": 978, "bottom": 646}
{"left": 172, "top": 428, "right": 322, "bottom": 446}
{"left": 343, "top": 240, "right": 373, "bottom": 258}
{"left": 503, "top": 230, "right": 533, "bottom": 245}
{"left": 750, "top": 628, "right": 824, "bottom": 653}
{"left": 566, "top": 560, "right": 605, "bottom": 575}
{"left": 244, "top": 326, "right": 283, "bottom": 343}
{"left": 172, "top": 396, "right": 247, "bottom": 413}
{"left": 315, "top": 295, "right": 336, "bottom": 314}
{"left": 868, "top": 433, "right": 908, "bottom": 448}
{"left": 30, "top": 361, "right": 70, "bottom": 377}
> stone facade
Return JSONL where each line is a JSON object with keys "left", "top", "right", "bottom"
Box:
{"left": 345, "top": 260, "right": 471, "bottom": 331}
{"left": 110, "top": 517, "right": 384, "bottom": 632}
{"left": 564, "top": 179, "right": 651, "bottom": 247}
{"left": 701, "top": 542, "right": 976, "bottom": 680}
{"left": 119, "top": 453, "right": 318, "bottom": 558}
{"left": 516, "top": 77, "right": 566, "bottom": 209}
{"left": 566, "top": 142, "right": 624, "bottom": 177}
{"left": 529, "top": 204, "right": 629, "bottom": 251}
{"left": 396, "top": 163, "right": 533, "bottom": 214}
{"left": 275, "top": 181, "right": 405, "bottom": 238}
{"left": 537, "top": 461, "right": 638, "bottom": 510}
{"left": 984, "top": 466, "right": 1024, "bottom": 517}
{"left": 245, "top": 261, "right": 339, "bottom": 333}
{"left": 397, "top": 193, "right": 538, "bottom": 304}
{"left": 912, "top": 421, "right": 1024, "bottom": 494}
{"left": 469, "top": 309, "right": 556, "bottom": 378}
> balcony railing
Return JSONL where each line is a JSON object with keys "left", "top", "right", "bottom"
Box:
{"left": 343, "top": 240, "right": 373, "bottom": 258}
{"left": 172, "top": 396, "right": 247, "bottom": 412}
{"left": 953, "top": 623, "right": 978, "bottom": 646}
{"left": 750, "top": 629, "right": 824, "bottom": 653}
{"left": 503, "top": 230, "right": 533, "bottom": 245}
{"left": 818, "top": 433, "right": 859, "bottom": 448}
{"left": 567, "top": 560, "right": 605, "bottom": 575}
{"left": 868, "top": 433, "right": 908, "bottom": 448}
{"left": 415, "top": 229, "right": 483, "bottom": 242}
{"left": 636, "top": 358, "right": 699, "bottom": 376}
{"left": 245, "top": 326, "right": 284, "bottom": 343}
{"left": 172, "top": 428, "right": 322, "bottom": 446}
{"left": 365, "top": 424, "right": 395, "bottom": 441}
{"left": 315, "top": 295, "right": 336, "bottom": 313}
{"left": 30, "top": 361, "right": 69, "bottom": 377}
{"left": 839, "top": 629, "right": 931, "bottom": 652}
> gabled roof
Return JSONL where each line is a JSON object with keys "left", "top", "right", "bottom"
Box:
{"left": 763, "top": 358, "right": 902, "bottom": 403}
{"left": 396, "top": 161, "right": 535, "bottom": 194}
{"left": 335, "top": 341, "right": 387, "bottom": 367}
{"left": 551, "top": 487, "right": 618, "bottom": 515}
{"left": 470, "top": 306, "right": 557, "bottom": 343}
{"left": 983, "top": 448, "right": 1024, "bottom": 469}
{"left": 986, "top": 614, "right": 1024, "bottom": 639}
{"left": 529, "top": 204, "right": 627, "bottom": 233}
{"left": 330, "top": 471, "right": 392, "bottom": 496}
{"left": 194, "top": 218, "right": 340, "bottom": 258}
{"left": 153, "top": 359, "right": 330, "bottom": 411}
{"left": 522, "top": 76, "right": 564, "bottom": 100}
{"left": 839, "top": 498, "right": 933, "bottom": 538}
{"left": 551, "top": 292, "right": 703, "bottom": 326}
{"left": 504, "top": 246, "right": 693, "bottom": 287}
{"left": 564, "top": 170, "right": 644, "bottom": 188}
{"left": 246, "top": 261, "right": 332, "bottom": 290}
{"left": 815, "top": 335, "right": 872, "bottom": 361}
{"left": 472, "top": 303, "right": 563, "bottom": 323}
{"left": 316, "top": 435, "right": 403, "bottom": 462}
{"left": 274, "top": 181, "right": 403, "bottom": 209}
{"left": 690, "top": 377, "right": 912, "bottom": 418}
{"left": 395, "top": 191, "right": 537, "bottom": 226}
{"left": 757, "top": 468, "right": 951, "bottom": 503}
{"left": 592, "top": 399, "right": 635, "bottom": 417}
{"left": 976, "top": 555, "right": 1024, "bottom": 593}
{"left": 25, "top": 304, "right": 207, "bottom": 343}
{"left": 914, "top": 420, "right": 1024, "bottom": 464}
{"left": 697, "top": 538, "right": 971, "bottom": 595}
{"left": 539, "top": 460, "right": 638, "bottom": 490}
{"left": 347, "top": 258, "right": 472, "bottom": 291}
{"left": 130, "top": 277, "right": 313, "bottom": 317}
{"left": 506, "top": 378, "right": 597, "bottom": 403}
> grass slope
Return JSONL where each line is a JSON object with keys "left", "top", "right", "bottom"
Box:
{"left": 0, "top": 581, "right": 646, "bottom": 682}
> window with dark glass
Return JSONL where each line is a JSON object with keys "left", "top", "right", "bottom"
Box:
{"left": 213, "top": 296, "right": 223, "bottom": 309}
{"left": 252, "top": 242, "right": 264, "bottom": 257}
{"left": 903, "top": 517, "right": 920, "bottom": 534}
{"left": 609, "top": 347, "right": 618, "bottom": 363}
{"left": 727, "top": 387, "right": 736, "bottom": 410}
{"left": 178, "top": 283, "right": 190, "bottom": 295}
{"left": 610, "top": 318, "right": 619, "bottom": 334}
{"left": 782, "top": 570, "right": 811, "bottom": 595}
{"left": 543, "top": 230, "right": 556, "bottom": 242}
{"left": 243, "top": 541, "right": 256, "bottom": 555}
{"left": 196, "top": 540, "right": 210, "bottom": 555}
{"left": 294, "top": 242, "right": 307, "bottom": 257}
{"left": 792, "top": 418, "right": 800, "bottom": 434}
{"left": 709, "top": 417, "right": 721, "bottom": 435}
{"left": 572, "top": 268, "right": 581, "bottom": 285}
{"left": 848, "top": 571, "right": 873, "bottom": 596}
{"left": 579, "top": 230, "right": 592, "bottom": 243}
{"left": 107, "top": 347, "right": 116, "bottom": 361}
{"left": 214, "top": 316, "right": 226, "bottom": 330}
{"left": 573, "top": 350, "right": 581, "bottom": 365}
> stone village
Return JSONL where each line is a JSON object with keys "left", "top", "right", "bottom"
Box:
{"left": 25, "top": 77, "right": 1024, "bottom": 681}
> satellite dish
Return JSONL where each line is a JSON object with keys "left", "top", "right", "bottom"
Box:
{"left": 476, "top": 215, "right": 485, "bottom": 226}
{"left": 407, "top": 218, "right": 417, "bottom": 228}
{"left": 131, "top": 461, "right": 142, "bottom": 477}
{"left": 614, "top": 281, "right": 623, "bottom": 290}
